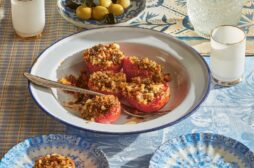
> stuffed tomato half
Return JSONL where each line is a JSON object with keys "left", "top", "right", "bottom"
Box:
{"left": 121, "top": 80, "right": 170, "bottom": 113}
{"left": 123, "top": 56, "right": 163, "bottom": 79}
{"left": 88, "top": 71, "right": 126, "bottom": 96}
{"left": 83, "top": 43, "right": 125, "bottom": 73}
{"left": 81, "top": 95, "right": 121, "bottom": 124}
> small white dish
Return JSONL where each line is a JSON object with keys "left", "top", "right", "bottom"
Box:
{"left": 0, "top": 134, "right": 109, "bottom": 168}
{"left": 57, "top": 0, "right": 146, "bottom": 28}
{"left": 28, "top": 27, "right": 210, "bottom": 134}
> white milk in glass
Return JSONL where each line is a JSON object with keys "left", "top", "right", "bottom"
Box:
{"left": 11, "top": 0, "right": 45, "bottom": 38}
{"left": 211, "top": 26, "right": 246, "bottom": 85}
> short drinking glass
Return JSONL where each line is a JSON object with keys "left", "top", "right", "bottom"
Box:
{"left": 210, "top": 26, "right": 246, "bottom": 86}
{"left": 11, "top": 0, "right": 45, "bottom": 38}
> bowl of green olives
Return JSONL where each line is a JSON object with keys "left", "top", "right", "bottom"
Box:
{"left": 57, "top": 0, "right": 146, "bottom": 28}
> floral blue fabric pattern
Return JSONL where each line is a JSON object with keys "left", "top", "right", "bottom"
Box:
{"left": 57, "top": 0, "right": 254, "bottom": 55}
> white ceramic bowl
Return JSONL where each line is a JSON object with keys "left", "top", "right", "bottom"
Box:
{"left": 29, "top": 27, "right": 210, "bottom": 134}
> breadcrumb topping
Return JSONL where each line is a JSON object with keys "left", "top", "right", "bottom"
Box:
{"left": 89, "top": 71, "right": 126, "bottom": 94}
{"left": 33, "top": 153, "right": 75, "bottom": 168}
{"left": 129, "top": 56, "right": 161, "bottom": 73}
{"left": 60, "top": 43, "right": 172, "bottom": 121}
{"left": 83, "top": 43, "right": 125, "bottom": 66}
{"left": 81, "top": 95, "right": 119, "bottom": 120}
{"left": 121, "top": 80, "right": 169, "bottom": 104}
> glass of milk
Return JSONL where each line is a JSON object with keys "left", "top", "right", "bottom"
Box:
{"left": 11, "top": 0, "right": 45, "bottom": 38}
{"left": 211, "top": 26, "right": 246, "bottom": 86}
{"left": 187, "top": 0, "right": 245, "bottom": 38}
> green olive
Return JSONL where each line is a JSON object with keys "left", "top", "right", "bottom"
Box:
{"left": 109, "top": 4, "right": 124, "bottom": 16}
{"left": 117, "top": 0, "right": 130, "bottom": 9}
{"left": 76, "top": 6, "right": 92, "bottom": 20}
{"left": 93, "top": 6, "right": 109, "bottom": 20}
{"left": 99, "top": 0, "right": 112, "bottom": 8}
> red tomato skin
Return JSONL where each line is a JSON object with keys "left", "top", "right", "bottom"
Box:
{"left": 95, "top": 101, "right": 121, "bottom": 124}
{"left": 124, "top": 84, "right": 170, "bottom": 113}
{"left": 123, "top": 57, "right": 154, "bottom": 79}
{"left": 86, "top": 61, "right": 122, "bottom": 73}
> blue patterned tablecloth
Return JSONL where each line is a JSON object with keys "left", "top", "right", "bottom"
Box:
{"left": 1, "top": 0, "right": 254, "bottom": 167}
{"left": 130, "top": 0, "right": 254, "bottom": 56}
{"left": 67, "top": 57, "right": 254, "bottom": 168}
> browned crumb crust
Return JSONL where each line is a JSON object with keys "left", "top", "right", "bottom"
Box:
{"left": 33, "top": 153, "right": 75, "bottom": 168}
{"left": 120, "top": 79, "right": 168, "bottom": 104}
{"left": 83, "top": 43, "right": 125, "bottom": 66}
{"left": 89, "top": 71, "right": 126, "bottom": 93}
{"left": 81, "top": 95, "right": 119, "bottom": 120}
{"left": 131, "top": 74, "right": 171, "bottom": 84}
{"left": 128, "top": 56, "right": 171, "bottom": 82}
{"left": 129, "top": 56, "right": 161, "bottom": 73}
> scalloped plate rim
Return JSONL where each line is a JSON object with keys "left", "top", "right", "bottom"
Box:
{"left": 0, "top": 134, "right": 109, "bottom": 168}
{"left": 149, "top": 133, "right": 254, "bottom": 168}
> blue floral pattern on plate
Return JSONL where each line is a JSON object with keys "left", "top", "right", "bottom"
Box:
{"left": 0, "top": 134, "right": 109, "bottom": 168}
{"left": 57, "top": 0, "right": 146, "bottom": 28}
{"left": 149, "top": 133, "right": 254, "bottom": 168}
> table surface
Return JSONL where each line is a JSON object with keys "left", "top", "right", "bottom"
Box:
{"left": 0, "top": 0, "right": 254, "bottom": 167}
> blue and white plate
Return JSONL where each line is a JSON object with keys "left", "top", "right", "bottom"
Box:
{"left": 150, "top": 133, "right": 254, "bottom": 168}
{"left": 57, "top": 0, "right": 146, "bottom": 28}
{"left": 0, "top": 134, "right": 109, "bottom": 168}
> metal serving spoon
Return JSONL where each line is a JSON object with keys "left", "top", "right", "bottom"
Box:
{"left": 24, "top": 72, "right": 168, "bottom": 118}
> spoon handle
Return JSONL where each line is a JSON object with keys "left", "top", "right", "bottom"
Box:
{"left": 24, "top": 72, "right": 169, "bottom": 118}
{"left": 23, "top": 72, "right": 103, "bottom": 96}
